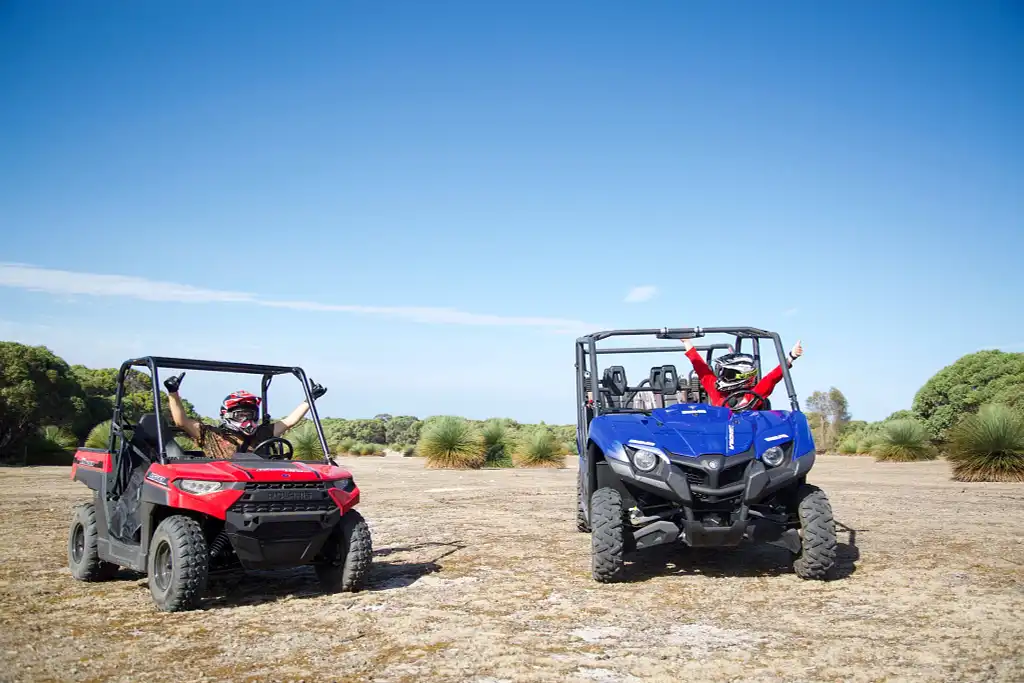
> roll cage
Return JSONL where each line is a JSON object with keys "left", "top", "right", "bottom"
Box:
{"left": 109, "top": 356, "right": 331, "bottom": 465}
{"left": 575, "top": 327, "right": 801, "bottom": 447}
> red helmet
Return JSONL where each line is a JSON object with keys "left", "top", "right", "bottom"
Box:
{"left": 220, "top": 390, "right": 261, "bottom": 435}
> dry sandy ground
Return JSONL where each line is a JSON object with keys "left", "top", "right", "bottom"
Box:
{"left": 1, "top": 455, "right": 1022, "bottom": 683}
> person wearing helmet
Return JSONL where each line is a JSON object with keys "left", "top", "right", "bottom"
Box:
{"left": 163, "top": 373, "right": 327, "bottom": 459}
{"left": 681, "top": 338, "right": 803, "bottom": 409}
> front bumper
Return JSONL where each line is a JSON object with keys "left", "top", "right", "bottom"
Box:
{"left": 224, "top": 481, "right": 345, "bottom": 569}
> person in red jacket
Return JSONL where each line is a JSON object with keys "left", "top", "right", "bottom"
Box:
{"left": 682, "top": 338, "right": 803, "bottom": 409}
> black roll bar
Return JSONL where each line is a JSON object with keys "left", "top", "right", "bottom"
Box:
{"left": 114, "top": 356, "right": 332, "bottom": 465}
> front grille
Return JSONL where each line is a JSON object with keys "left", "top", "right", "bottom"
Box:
{"left": 229, "top": 481, "right": 337, "bottom": 515}
{"left": 244, "top": 482, "right": 323, "bottom": 490}
{"left": 683, "top": 470, "right": 707, "bottom": 487}
{"left": 231, "top": 500, "right": 336, "bottom": 514}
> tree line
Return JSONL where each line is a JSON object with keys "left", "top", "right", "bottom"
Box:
{"left": 0, "top": 341, "right": 574, "bottom": 464}
{"left": 804, "top": 349, "right": 1024, "bottom": 481}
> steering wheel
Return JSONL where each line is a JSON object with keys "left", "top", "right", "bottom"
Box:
{"left": 722, "top": 389, "right": 769, "bottom": 412}
{"left": 251, "top": 437, "right": 294, "bottom": 460}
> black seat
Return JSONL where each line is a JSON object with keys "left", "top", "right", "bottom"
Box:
{"left": 134, "top": 413, "right": 187, "bottom": 460}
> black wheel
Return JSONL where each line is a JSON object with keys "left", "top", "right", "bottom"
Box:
{"left": 576, "top": 466, "right": 590, "bottom": 532}
{"left": 316, "top": 510, "right": 372, "bottom": 592}
{"left": 793, "top": 484, "right": 837, "bottom": 580}
{"left": 147, "top": 515, "right": 209, "bottom": 612}
{"left": 590, "top": 487, "right": 627, "bottom": 583}
{"left": 68, "top": 503, "right": 119, "bottom": 581}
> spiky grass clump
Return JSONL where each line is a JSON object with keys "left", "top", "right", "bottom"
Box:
{"left": 872, "top": 419, "right": 936, "bottom": 462}
{"left": 857, "top": 435, "right": 880, "bottom": 454}
{"left": 947, "top": 404, "right": 1024, "bottom": 482}
{"left": 838, "top": 438, "right": 859, "bottom": 455}
{"left": 289, "top": 421, "right": 325, "bottom": 460}
{"left": 482, "top": 420, "right": 513, "bottom": 468}
{"left": 418, "top": 416, "right": 485, "bottom": 469}
{"left": 512, "top": 428, "right": 564, "bottom": 468}
{"left": 85, "top": 420, "right": 112, "bottom": 450}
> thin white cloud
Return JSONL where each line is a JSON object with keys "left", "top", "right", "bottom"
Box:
{"left": 624, "top": 285, "right": 658, "bottom": 303}
{"left": 783, "top": 307, "right": 799, "bottom": 317}
{"left": 0, "top": 263, "right": 595, "bottom": 331}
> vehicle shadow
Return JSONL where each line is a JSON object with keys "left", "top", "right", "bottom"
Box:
{"left": 623, "top": 520, "right": 859, "bottom": 583}
{"left": 191, "top": 541, "right": 466, "bottom": 609}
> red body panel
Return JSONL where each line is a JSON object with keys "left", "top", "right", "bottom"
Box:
{"left": 70, "top": 450, "right": 112, "bottom": 478}
{"left": 144, "top": 461, "right": 359, "bottom": 520}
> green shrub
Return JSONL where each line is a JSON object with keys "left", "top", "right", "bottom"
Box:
{"left": 872, "top": 419, "right": 936, "bottom": 462}
{"left": 333, "top": 437, "right": 356, "bottom": 454}
{"left": 352, "top": 442, "right": 385, "bottom": 456}
{"left": 482, "top": 420, "right": 513, "bottom": 468}
{"left": 946, "top": 404, "right": 1024, "bottom": 482}
{"left": 513, "top": 428, "right": 564, "bottom": 468}
{"left": 402, "top": 444, "right": 417, "bottom": 457}
{"left": 39, "top": 425, "right": 77, "bottom": 451}
{"left": 85, "top": 420, "right": 112, "bottom": 449}
{"left": 418, "top": 416, "right": 485, "bottom": 469}
{"left": 175, "top": 435, "right": 198, "bottom": 451}
{"left": 289, "top": 421, "right": 325, "bottom": 460}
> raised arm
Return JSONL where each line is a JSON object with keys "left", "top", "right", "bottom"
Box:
{"left": 753, "top": 340, "right": 803, "bottom": 397}
{"left": 683, "top": 339, "right": 720, "bottom": 400}
{"left": 163, "top": 372, "right": 201, "bottom": 440}
{"left": 272, "top": 381, "right": 327, "bottom": 437}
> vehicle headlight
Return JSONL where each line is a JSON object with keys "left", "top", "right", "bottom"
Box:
{"left": 631, "top": 448, "right": 660, "bottom": 472}
{"left": 762, "top": 446, "right": 785, "bottom": 467}
{"left": 331, "top": 478, "right": 352, "bottom": 490}
{"left": 176, "top": 479, "right": 224, "bottom": 495}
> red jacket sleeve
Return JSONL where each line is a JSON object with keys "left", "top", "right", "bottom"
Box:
{"left": 753, "top": 363, "right": 785, "bottom": 398}
{"left": 685, "top": 347, "right": 722, "bottom": 405}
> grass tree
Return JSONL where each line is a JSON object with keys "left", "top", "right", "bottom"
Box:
{"left": 512, "top": 428, "right": 564, "bottom": 468}
{"left": 482, "top": 419, "right": 513, "bottom": 468}
{"left": 872, "top": 419, "right": 936, "bottom": 462}
{"left": 289, "top": 421, "right": 325, "bottom": 460}
{"left": 946, "top": 404, "right": 1024, "bottom": 482}
{"left": 85, "top": 420, "right": 112, "bottom": 450}
{"left": 418, "top": 416, "right": 485, "bottom": 469}
{"left": 837, "top": 437, "right": 859, "bottom": 455}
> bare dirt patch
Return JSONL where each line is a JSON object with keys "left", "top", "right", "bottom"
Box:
{"left": 1, "top": 456, "right": 1022, "bottom": 682}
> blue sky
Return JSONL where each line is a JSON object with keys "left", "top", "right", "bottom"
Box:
{"left": 1, "top": 1, "right": 1022, "bottom": 423}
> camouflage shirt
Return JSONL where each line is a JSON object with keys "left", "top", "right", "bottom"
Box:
{"left": 196, "top": 422, "right": 275, "bottom": 460}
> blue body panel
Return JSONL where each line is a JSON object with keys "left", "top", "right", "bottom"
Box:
{"left": 584, "top": 403, "right": 815, "bottom": 463}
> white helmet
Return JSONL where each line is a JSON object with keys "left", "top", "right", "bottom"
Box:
{"left": 712, "top": 353, "right": 758, "bottom": 393}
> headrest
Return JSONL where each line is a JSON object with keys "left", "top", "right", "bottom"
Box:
{"left": 135, "top": 413, "right": 164, "bottom": 446}
{"left": 650, "top": 365, "right": 680, "bottom": 395}
{"left": 601, "top": 366, "right": 627, "bottom": 396}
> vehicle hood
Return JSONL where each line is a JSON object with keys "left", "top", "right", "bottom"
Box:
{"left": 586, "top": 403, "right": 814, "bottom": 460}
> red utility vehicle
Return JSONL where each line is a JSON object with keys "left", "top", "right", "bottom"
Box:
{"left": 68, "top": 356, "right": 370, "bottom": 611}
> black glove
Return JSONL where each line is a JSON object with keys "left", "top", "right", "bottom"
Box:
{"left": 164, "top": 372, "right": 185, "bottom": 394}
{"left": 310, "top": 380, "right": 327, "bottom": 400}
